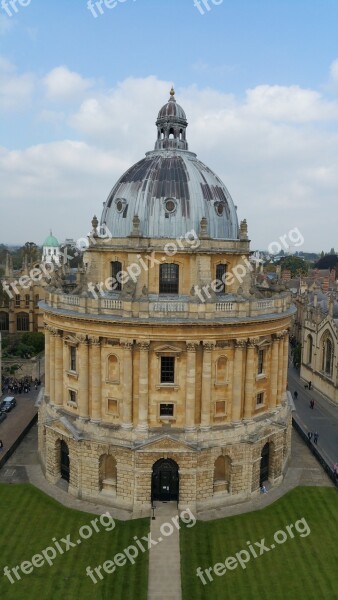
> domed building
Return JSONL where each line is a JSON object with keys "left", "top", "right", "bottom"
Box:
{"left": 39, "top": 90, "right": 294, "bottom": 514}
{"left": 42, "top": 231, "right": 60, "bottom": 265}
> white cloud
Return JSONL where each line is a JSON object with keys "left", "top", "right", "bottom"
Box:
{"left": 43, "top": 66, "right": 94, "bottom": 102}
{"left": 0, "top": 57, "right": 35, "bottom": 111}
{"left": 1, "top": 67, "right": 338, "bottom": 251}
{"left": 330, "top": 59, "right": 338, "bottom": 85}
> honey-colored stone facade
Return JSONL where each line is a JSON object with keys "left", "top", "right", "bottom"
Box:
{"left": 38, "top": 233, "right": 294, "bottom": 515}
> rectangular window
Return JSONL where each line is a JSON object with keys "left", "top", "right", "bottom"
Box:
{"left": 25, "top": 294, "right": 30, "bottom": 308}
{"left": 160, "top": 356, "right": 175, "bottom": 383}
{"left": 159, "top": 264, "right": 179, "bottom": 294}
{"left": 215, "top": 401, "right": 226, "bottom": 415}
{"left": 69, "top": 390, "right": 77, "bottom": 405}
{"left": 160, "top": 403, "right": 174, "bottom": 417}
{"left": 15, "top": 295, "right": 20, "bottom": 307}
{"left": 256, "top": 392, "right": 264, "bottom": 406}
{"left": 107, "top": 398, "right": 119, "bottom": 415}
{"left": 70, "top": 346, "right": 76, "bottom": 372}
{"left": 215, "top": 264, "right": 227, "bottom": 293}
{"left": 257, "top": 349, "right": 264, "bottom": 375}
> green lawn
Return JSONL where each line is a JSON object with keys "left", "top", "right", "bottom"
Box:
{"left": 0, "top": 484, "right": 149, "bottom": 600}
{"left": 180, "top": 487, "right": 338, "bottom": 600}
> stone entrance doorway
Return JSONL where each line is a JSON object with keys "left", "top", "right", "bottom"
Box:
{"left": 151, "top": 458, "right": 179, "bottom": 503}
{"left": 60, "top": 440, "right": 70, "bottom": 482}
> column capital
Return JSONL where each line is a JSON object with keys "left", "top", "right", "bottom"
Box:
{"left": 76, "top": 334, "right": 88, "bottom": 344}
{"left": 120, "top": 339, "right": 134, "bottom": 350}
{"left": 247, "top": 337, "right": 259, "bottom": 348}
{"left": 88, "top": 336, "right": 100, "bottom": 345}
{"left": 203, "top": 341, "right": 216, "bottom": 351}
{"left": 137, "top": 340, "right": 150, "bottom": 351}
{"left": 234, "top": 339, "right": 246, "bottom": 348}
{"left": 186, "top": 341, "right": 199, "bottom": 352}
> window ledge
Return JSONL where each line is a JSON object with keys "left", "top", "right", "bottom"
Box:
{"left": 214, "top": 382, "right": 229, "bottom": 387}
{"left": 66, "top": 370, "right": 78, "bottom": 379}
{"left": 256, "top": 374, "right": 266, "bottom": 381}
{"left": 156, "top": 384, "right": 179, "bottom": 390}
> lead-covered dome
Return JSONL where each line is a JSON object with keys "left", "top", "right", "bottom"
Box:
{"left": 101, "top": 90, "right": 239, "bottom": 240}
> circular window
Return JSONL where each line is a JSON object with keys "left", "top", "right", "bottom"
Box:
{"left": 164, "top": 198, "right": 177, "bottom": 214}
{"left": 215, "top": 202, "right": 225, "bottom": 216}
{"left": 115, "top": 198, "right": 126, "bottom": 213}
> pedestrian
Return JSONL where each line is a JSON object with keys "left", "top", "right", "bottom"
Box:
{"left": 313, "top": 432, "right": 319, "bottom": 444}
{"left": 310, "top": 399, "right": 314, "bottom": 409}
{"left": 294, "top": 390, "right": 298, "bottom": 400}
{"left": 0, "top": 440, "right": 3, "bottom": 451}
{"left": 260, "top": 485, "right": 268, "bottom": 494}
{"left": 307, "top": 431, "right": 313, "bottom": 441}
{"left": 308, "top": 381, "right": 312, "bottom": 390}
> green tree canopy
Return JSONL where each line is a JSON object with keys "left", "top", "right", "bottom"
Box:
{"left": 279, "top": 256, "right": 309, "bottom": 277}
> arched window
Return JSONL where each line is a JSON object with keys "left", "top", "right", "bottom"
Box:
{"left": 216, "top": 356, "right": 228, "bottom": 384}
{"left": 99, "top": 454, "right": 117, "bottom": 494}
{"left": 307, "top": 335, "right": 313, "bottom": 364}
{"left": 213, "top": 455, "right": 231, "bottom": 493}
{"left": 111, "top": 261, "right": 122, "bottom": 291}
{"left": 323, "top": 338, "right": 333, "bottom": 376}
{"left": 159, "top": 264, "right": 179, "bottom": 294}
{"left": 107, "top": 354, "right": 119, "bottom": 382}
{"left": 0, "top": 312, "right": 9, "bottom": 331}
{"left": 16, "top": 312, "right": 29, "bottom": 331}
{"left": 215, "top": 263, "right": 227, "bottom": 293}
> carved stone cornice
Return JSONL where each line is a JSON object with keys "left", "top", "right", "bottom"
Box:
{"left": 88, "top": 336, "right": 100, "bottom": 346}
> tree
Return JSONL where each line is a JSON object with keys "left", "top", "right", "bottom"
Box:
{"left": 279, "top": 256, "right": 309, "bottom": 277}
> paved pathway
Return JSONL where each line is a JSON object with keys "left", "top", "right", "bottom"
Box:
{"left": 288, "top": 366, "right": 338, "bottom": 466}
{"left": 148, "top": 502, "right": 181, "bottom": 600}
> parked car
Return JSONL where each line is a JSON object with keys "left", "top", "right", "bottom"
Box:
{"left": 0, "top": 412, "right": 7, "bottom": 424}
{"left": 0, "top": 397, "right": 16, "bottom": 412}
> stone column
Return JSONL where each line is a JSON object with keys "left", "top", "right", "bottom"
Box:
{"left": 277, "top": 334, "right": 284, "bottom": 405}
{"left": 44, "top": 325, "right": 50, "bottom": 397}
{"left": 137, "top": 341, "right": 150, "bottom": 431}
{"left": 54, "top": 331, "right": 63, "bottom": 406}
{"left": 121, "top": 340, "right": 133, "bottom": 429}
{"left": 200, "top": 342, "right": 215, "bottom": 430}
{"left": 78, "top": 336, "right": 89, "bottom": 419}
{"left": 185, "top": 341, "right": 198, "bottom": 431}
{"left": 49, "top": 327, "right": 56, "bottom": 404}
{"left": 282, "top": 331, "right": 289, "bottom": 399}
{"left": 244, "top": 338, "right": 257, "bottom": 420}
{"left": 270, "top": 335, "right": 279, "bottom": 409}
{"left": 89, "top": 336, "right": 101, "bottom": 422}
{"left": 232, "top": 340, "right": 246, "bottom": 422}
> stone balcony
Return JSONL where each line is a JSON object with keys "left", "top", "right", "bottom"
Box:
{"left": 42, "top": 291, "right": 293, "bottom": 323}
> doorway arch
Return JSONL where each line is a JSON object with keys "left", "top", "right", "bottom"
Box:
{"left": 260, "top": 442, "right": 270, "bottom": 485}
{"left": 151, "top": 458, "right": 179, "bottom": 503}
{"left": 60, "top": 440, "right": 70, "bottom": 482}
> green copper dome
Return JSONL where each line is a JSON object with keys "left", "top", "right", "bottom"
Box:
{"left": 43, "top": 231, "right": 59, "bottom": 247}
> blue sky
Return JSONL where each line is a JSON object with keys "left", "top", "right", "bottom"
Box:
{"left": 1, "top": 0, "right": 338, "bottom": 250}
